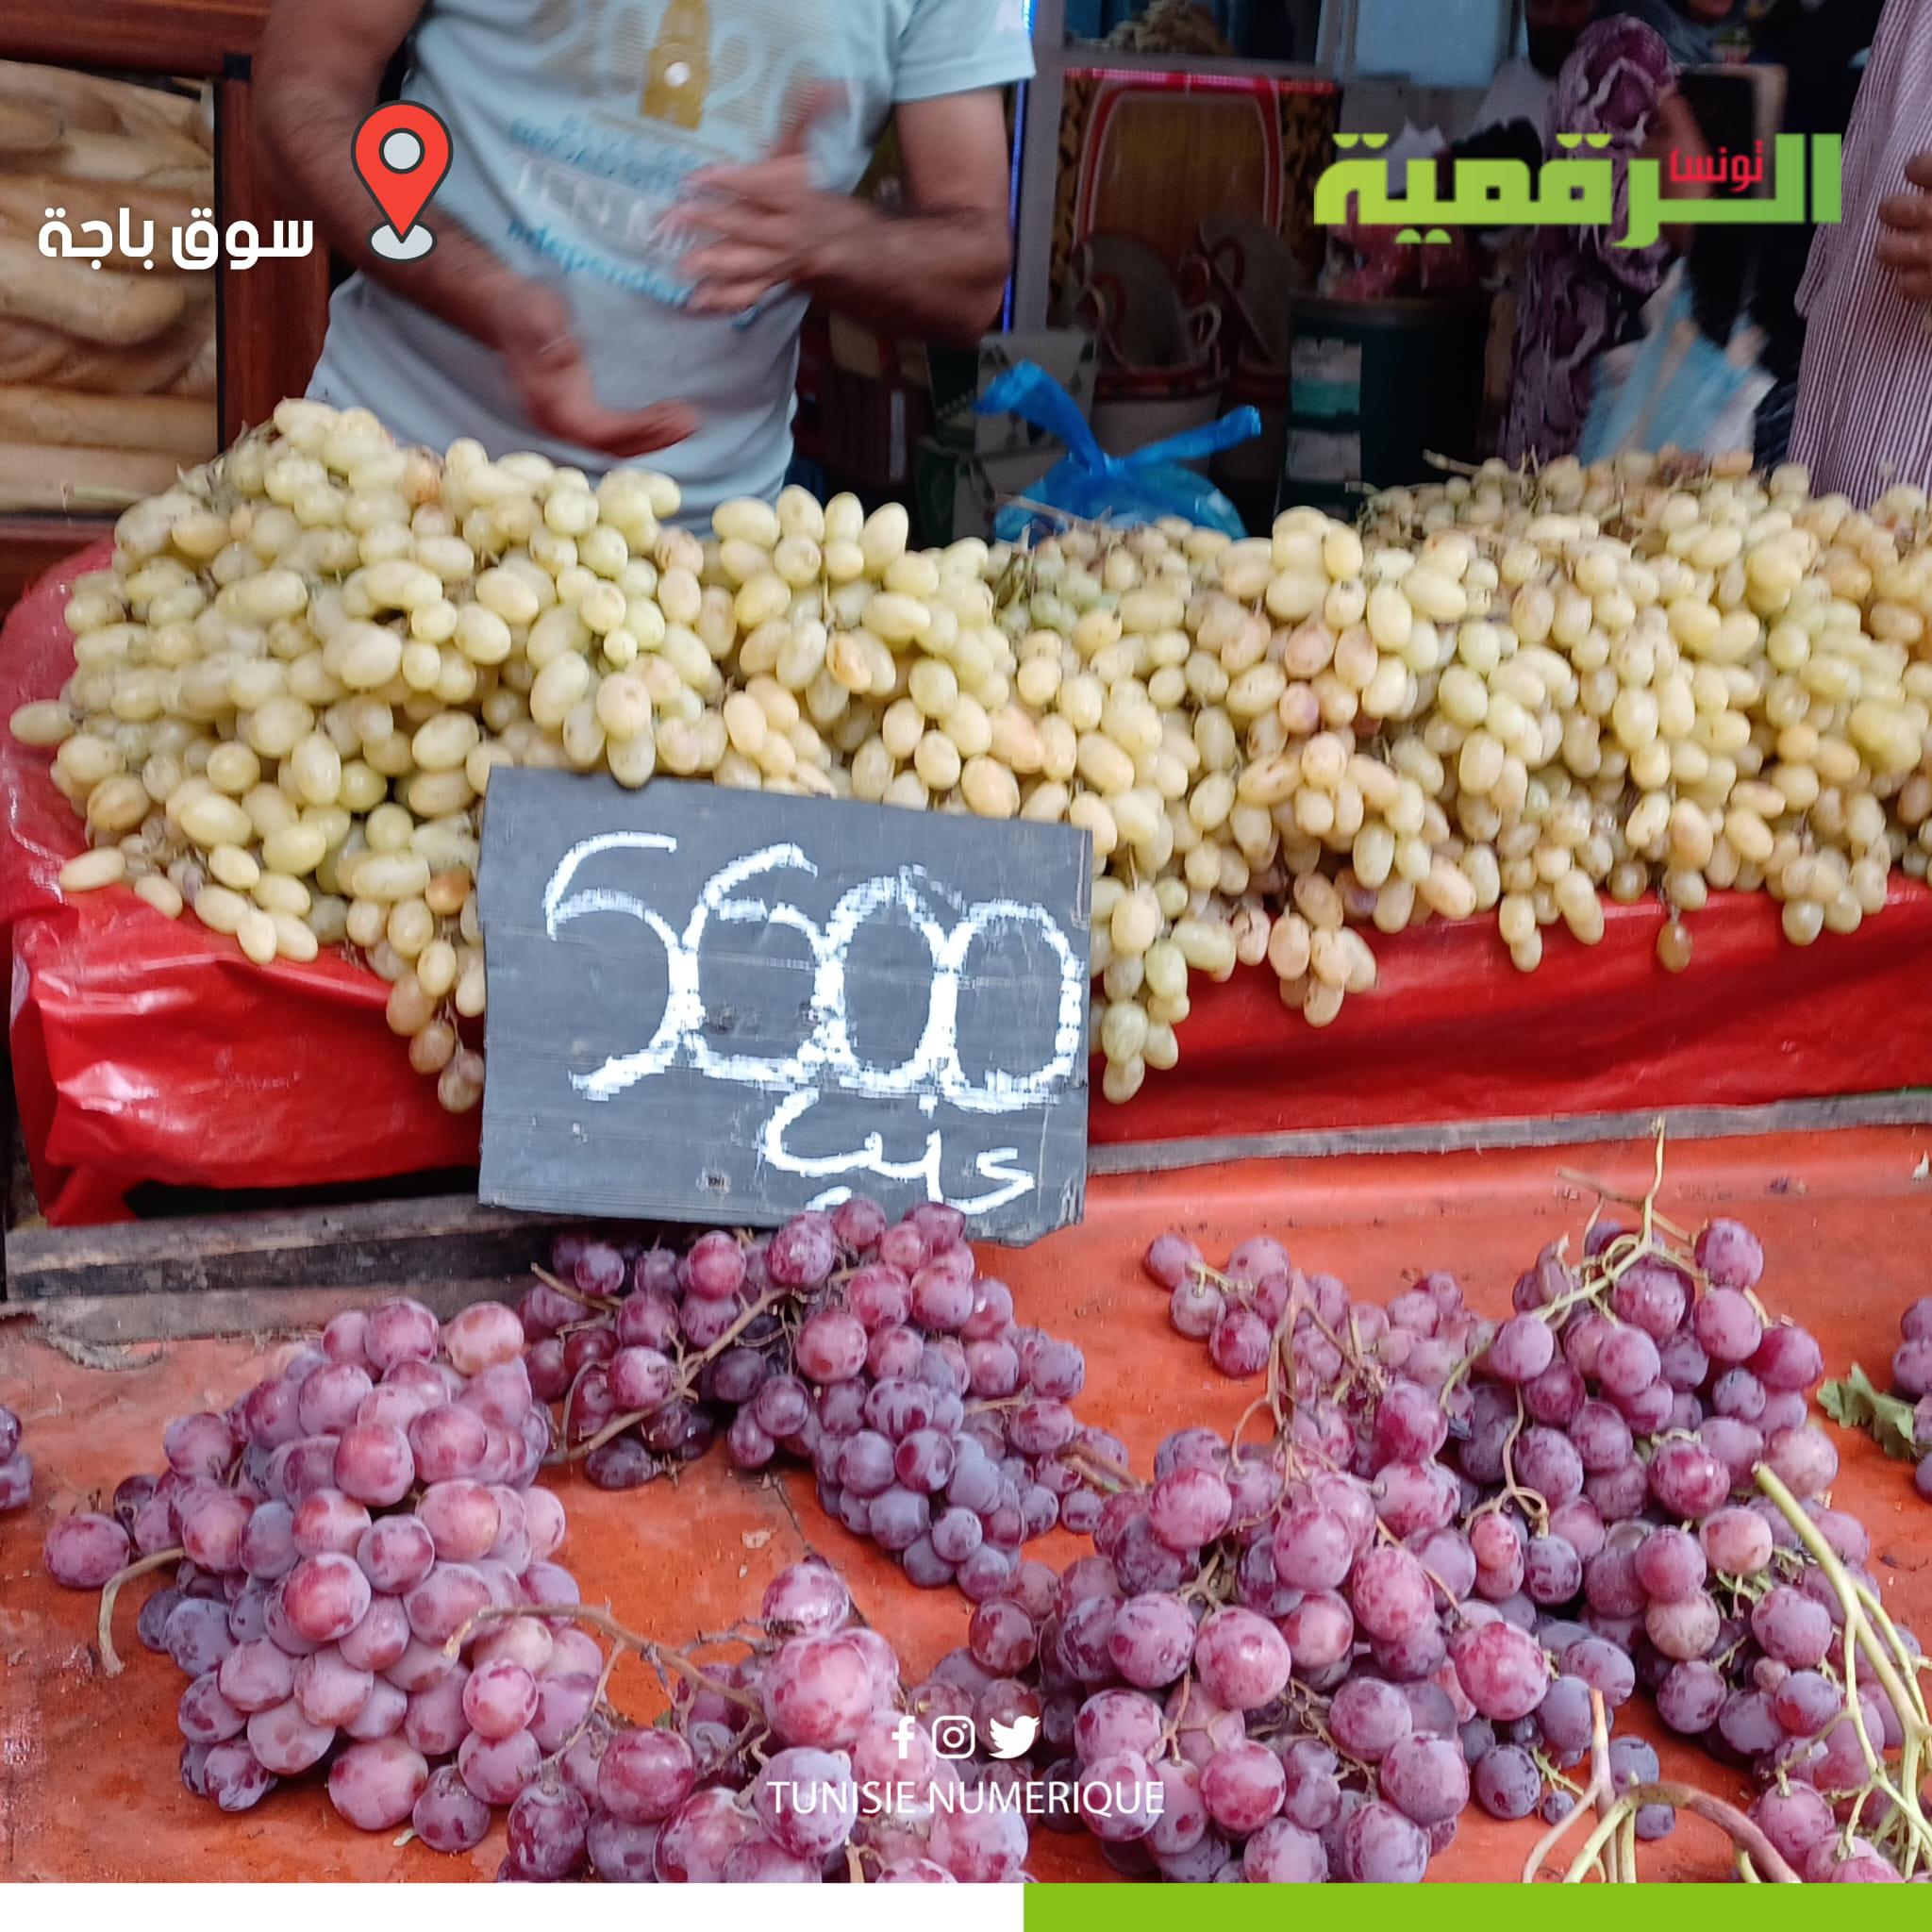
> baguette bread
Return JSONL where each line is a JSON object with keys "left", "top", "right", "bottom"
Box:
{"left": 0, "top": 438, "right": 187, "bottom": 510}
{"left": 0, "top": 236, "right": 192, "bottom": 344}
{"left": 0, "top": 382, "right": 217, "bottom": 457}
{"left": 0, "top": 312, "right": 214, "bottom": 393}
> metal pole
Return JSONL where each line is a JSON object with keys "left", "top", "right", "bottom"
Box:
{"left": 1012, "top": 0, "right": 1068, "bottom": 330}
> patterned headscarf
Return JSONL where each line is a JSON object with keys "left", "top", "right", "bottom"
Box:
{"left": 1550, "top": 16, "right": 1676, "bottom": 158}
{"left": 1498, "top": 15, "right": 1678, "bottom": 465}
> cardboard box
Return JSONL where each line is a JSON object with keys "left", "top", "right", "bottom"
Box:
{"left": 928, "top": 329, "right": 1097, "bottom": 458}
{"left": 915, "top": 440, "right": 1061, "bottom": 546}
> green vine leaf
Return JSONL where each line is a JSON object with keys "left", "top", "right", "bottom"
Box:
{"left": 1818, "top": 1363, "right": 1921, "bottom": 1464}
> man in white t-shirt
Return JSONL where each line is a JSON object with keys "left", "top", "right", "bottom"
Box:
{"left": 256, "top": 0, "right": 1034, "bottom": 521}
{"left": 1467, "top": 0, "right": 1593, "bottom": 139}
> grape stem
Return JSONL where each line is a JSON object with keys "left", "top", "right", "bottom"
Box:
{"left": 1524, "top": 1739, "right": 1800, "bottom": 1885}
{"left": 447, "top": 1602, "right": 766, "bottom": 1716}
{"left": 1853, "top": 1578, "right": 1931, "bottom": 1728}
{"left": 1755, "top": 1462, "right": 1932, "bottom": 1869}
{"left": 1524, "top": 1777, "right": 1608, "bottom": 1883}
{"left": 542, "top": 1631, "right": 627, "bottom": 1772}
{"left": 95, "top": 1543, "right": 185, "bottom": 1677}
{"left": 1158, "top": 1672, "right": 1192, "bottom": 1758}
{"left": 528, "top": 1263, "right": 622, "bottom": 1314}
{"left": 1467, "top": 1391, "right": 1551, "bottom": 1538}
{"left": 1587, "top": 1690, "right": 1622, "bottom": 1885}
{"left": 1058, "top": 1443, "right": 1135, "bottom": 1492}
{"left": 560, "top": 1286, "right": 793, "bottom": 1463}
{"left": 1561, "top": 1787, "right": 1799, "bottom": 1884}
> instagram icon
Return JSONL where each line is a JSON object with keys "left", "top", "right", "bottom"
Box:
{"left": 928, "top": 1715, "right": 975, "bottom": 1759}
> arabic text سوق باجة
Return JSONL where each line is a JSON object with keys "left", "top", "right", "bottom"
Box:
{"left": 35, "top": 207, "right": 314, "bottom": 272}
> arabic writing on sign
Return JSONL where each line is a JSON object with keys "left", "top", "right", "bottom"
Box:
{"left": 35, "top": 206, "right": 314, "bottom": 272}
{"left": 541, "top": 837, "right": 1087, "bottom": 1218}
{"left": 1313, "top": 131, "right": 1842, "bottom": 252}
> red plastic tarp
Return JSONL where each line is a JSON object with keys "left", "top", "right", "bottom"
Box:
{"left": 5, "top": 542, "right": 1931, "bottom": 1225}
{"left": 1, "top": 542, "right": 478, "bottom": 1224}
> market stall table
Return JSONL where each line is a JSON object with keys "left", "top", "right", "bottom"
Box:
{"left": 8, "top": 547, "right": 1932, "bottom": 1228}
{"left": 4, "top": 1125, "right": 1930, "bottom": 1882}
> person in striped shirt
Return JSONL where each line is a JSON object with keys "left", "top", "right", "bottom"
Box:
{"left": 1789, "top": 0, "right": 1932, "bottom": 505}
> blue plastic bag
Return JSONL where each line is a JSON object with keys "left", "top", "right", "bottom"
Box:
{"left": 1580, "top": 266, "right": 1774, "bottom": 466}
{"left": 976, "top": 362, "right": 1261, "bottom": 542}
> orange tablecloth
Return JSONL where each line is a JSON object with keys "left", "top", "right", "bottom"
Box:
{"left": 5, "top": 1126, "right": 1930, "bottom": 1881}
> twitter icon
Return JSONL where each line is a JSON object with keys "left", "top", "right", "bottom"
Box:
{"left": 986, "top": 1712, "right": 1041, "bottom": 1759}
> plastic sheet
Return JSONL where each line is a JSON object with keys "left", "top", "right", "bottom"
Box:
{"left": 0, "top": 542, "right": 479, "bottom": 1224}
{"left": 1091, "top": 878, "right": 1932, "bottom": 1148}
{"left": 6, "top": 542, "right": 1932, "bottom": 1225}
{"left": 979, "top": 361, "right": 1259, "bottom": 541}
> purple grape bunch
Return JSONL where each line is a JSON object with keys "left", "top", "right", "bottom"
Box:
{"left": 1886, "top": 1297, "right": 1932, "bottom": 1503}
{"left": 523, "top": 1200, "right": 1116, "bottom": 1597}
{"left": 491, "top": 1556, "right": 1031, "bottom": 1882}
{"left": 1143, "top": 1232, "right": 1329, "bottom": 1379}
{"left": 43, "top": 1295, "right": 588, "bottom": 1840}
{"left": 40, "top": 1297, "right": 1030, "bottom": 1882}
{"left": 0, "top": 1402, "right": 26, "bottom": 1512}
{"left": 895, "top": 1415, "right": 1482, "bottom": 1882}
{"left": 1040, "top": 1203, "right": 1907, "bottom": 1881}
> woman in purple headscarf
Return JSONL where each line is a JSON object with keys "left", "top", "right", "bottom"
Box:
{"left": 1499, "top": 18, "right": 1676, "bottom": 465}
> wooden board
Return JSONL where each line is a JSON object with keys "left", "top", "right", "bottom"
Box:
{"left": 214, "top": 59, "right": 330, "bottom": 443}
{"left": 4, "top": 1094, "right": 1928, "bottom": 1340}
{"left": 1085, "top": 1091, "right": 1932, "bottom": 1174}
{"left": 477, "top": 769, "right": 1092, "bottom": 1242}
{"left": 0, "top": 3, "right": 271, "bottom": 79}
{"left": 19, "top": 1277, "right": 528, "bottom": 1346}
{"left": 5, "top": 1191, "right": 576, "bottom": 1302}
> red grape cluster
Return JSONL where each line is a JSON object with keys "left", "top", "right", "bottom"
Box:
{"left": 0, "top": 1403, "right": 26, "bottom": 1511}
{"left": 525, "top": 1201, "right": 1119, "bottom": 1598}
{"left": 1142, "top": 1233, "right": 1334, "bottom": 1379}
{"left": 51, "top": 1358, "right": 1027, "bottom": 1892}
{"left": 1441, "top": 1216, "right": 1873, "bottom": 1853}
{"left": 902, "top": 1419, "right": 1468, "bottom": 1882}
{"left": 42, "top": 1296, "right": 586, "bottom": 1840}
{"left": 526, "top": 1559, "right": 1033, "bottom": 1884}
{"left": 1889, "top": 1298, "right": 1932, "bottom": 1501}
{"left": 931, "top": 1201, "right": 1896, "bottom": 1882}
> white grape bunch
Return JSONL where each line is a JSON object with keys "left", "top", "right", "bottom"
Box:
{"left": 11, "top": 408, "right": 1932, "bottom": 1124}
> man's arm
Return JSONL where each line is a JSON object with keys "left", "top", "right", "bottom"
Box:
{"left": 254, "top": 0, "right": 517, "bottom": 347}
{"left": 679, "top": 89, "right": 1014, "bottom": 344}
{"left": 252, "top": 0, "right": 693, "bottom": 456}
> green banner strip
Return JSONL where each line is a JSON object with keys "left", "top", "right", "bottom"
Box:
{"left": 1024, "top": 1884, "right": 1820, "bottom": 1929}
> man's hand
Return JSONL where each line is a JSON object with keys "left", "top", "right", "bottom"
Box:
{"left": 671, "top": 87, "right": 1012, "bottom": 345}
{"left": 674, "top": 88, "right": 853, "bottom": 316}
{"left": 256, "top": 0, "right": 696, "bottom": 459}
{"left": 1876, "top": 153, "right": 1932, "bottom": 304}
{"left": 489, "top": 280, "right": 698, "bottom": 458}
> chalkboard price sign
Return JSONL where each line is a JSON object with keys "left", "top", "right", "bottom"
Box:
{"left": 476, "top": 770, "right": 1092, "bottom": 1242}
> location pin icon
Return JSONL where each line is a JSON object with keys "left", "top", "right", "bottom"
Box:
{"left": 353, "top": 104, "right": 453, "bottom": 262}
